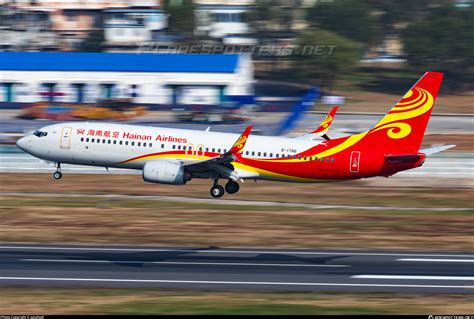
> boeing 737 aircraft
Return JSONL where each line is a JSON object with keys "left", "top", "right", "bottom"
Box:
{"left": 17, "top": 72, "right": 454, "bottom": 198}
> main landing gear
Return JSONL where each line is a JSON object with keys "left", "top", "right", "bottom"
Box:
{"left": 210, "top": 179, "right": 240, "bottom": 198}
{"left": 225, "top": 180, "right": 239, "bottom": 194}
{"left": 53, "top": 163, "right": 62, "bottom": 180}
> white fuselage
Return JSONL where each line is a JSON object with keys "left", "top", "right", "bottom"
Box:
{"left": 17, "top": 122, "right": 322, "bottom": 181}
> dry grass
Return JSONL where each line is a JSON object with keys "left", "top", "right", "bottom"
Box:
{"left": 0, "top": 195, "right": 472, "bottom": 250}
{"left": 0, "top": 174, "right": 472, "bottom": 250}
{"left": 1, "top": 174, "right": 472, "bottom": 208}
{"left": 0, "top": 288, "right": 473, "bottom": 314}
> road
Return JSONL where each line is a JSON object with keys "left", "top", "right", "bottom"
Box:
{"left": 0, "top": 244, "right": 472, "bottom": 293}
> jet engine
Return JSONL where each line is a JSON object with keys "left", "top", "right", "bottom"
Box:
{"left": 142, "top": 160, "right": 191, "bottom": 185}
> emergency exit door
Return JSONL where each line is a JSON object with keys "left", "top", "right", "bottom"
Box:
{"left": 350, "top": 151, "right": 360, "bottom": 173}
{"left": 60, "top": 127, "right": 72, "bottom": 149}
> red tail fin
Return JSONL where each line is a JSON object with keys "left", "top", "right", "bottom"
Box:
{"left": 365, "top": 72, "right": 443, "bottom": 154}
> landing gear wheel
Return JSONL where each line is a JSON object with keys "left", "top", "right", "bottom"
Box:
{"left": 225, "top": 181, "right": 240, "bottom": 194}
{"left": 53, "top": 171, "right": 62, "bottom": 180}
{"left": 210, "top": 185, "right": 225, "bottom": 198}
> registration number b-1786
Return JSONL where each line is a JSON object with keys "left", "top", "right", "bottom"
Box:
{"left": 281, "top": 148, "right": 297, "bottom": 154}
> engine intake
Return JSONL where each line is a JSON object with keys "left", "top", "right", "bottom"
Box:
{"left": 142, "top": 160, "right": 191, "bottom": 185}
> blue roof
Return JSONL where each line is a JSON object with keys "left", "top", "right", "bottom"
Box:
{"left": 0, "top": 52, "right": 240, "bottom": 73}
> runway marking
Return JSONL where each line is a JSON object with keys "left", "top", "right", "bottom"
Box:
{"left": 20, "top": 259, "right": 348, "bottom": 268}
{"left": 2, "top": 245, "right": 474, "bottom": 258}
{"left": 352, "top": 275, "right": 474, "bottom": 281}
{"left": 0, "top": 276, "right": 471, "bottom": 289}
{"left": 397, "top": 258, "right": 474, "bottom": 263}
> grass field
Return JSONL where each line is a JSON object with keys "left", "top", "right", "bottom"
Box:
{"left": 0, "top": 174, "right": 472, "bottom": 251}
{"left": 0, "top": 288, "right": 473, "bottom": 315}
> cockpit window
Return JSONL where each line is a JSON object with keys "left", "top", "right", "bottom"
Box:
{"left": 33, "top": 130, "right": 48, "bottom": 137}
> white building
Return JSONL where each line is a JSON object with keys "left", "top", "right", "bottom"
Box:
{"left": 195, "top": 0, "right": 253, "bottom": 40}
{"left": 104, "top": 9, "right": 167, "bottom": 46}
{"left": 0, "top": 52, "right": 253, "bottom": 105}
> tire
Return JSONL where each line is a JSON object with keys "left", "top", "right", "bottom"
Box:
{"left": 225, "top": 181, "right": 240, "bottom": 194}
{"left": 53, "top": 171, "right": 62, "bottom": 180}
{"left": 210, "top": 185, "right": 225, "bottom": 198}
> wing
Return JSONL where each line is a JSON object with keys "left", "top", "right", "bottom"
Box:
{"left": 182, "top": 126, "right": 253, "bottom": 181}
{"left": 294, "top": 106, "right": 339, "bottom": 141}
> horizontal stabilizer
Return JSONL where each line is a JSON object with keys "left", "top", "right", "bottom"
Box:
{"left": 420, "top": 144, "right": 456, "bottom": 156}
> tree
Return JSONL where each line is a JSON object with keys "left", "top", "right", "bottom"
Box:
{"left": 293, "top": 30, "right": 361, "bottom": 88}
{"left": 306, "top": 0, "right": 378, "bottom": 46}
{"left": 80, "top": 29, "right": 105, "bottom": 52}
{"left": 369, "top": 0, "right": 452, "bottom": 34}
{"left": 403, "top": 4, "right": 474, "bottom": 91}
{"left": 164, "top": 0, "right": 196, "bottom": 37}
{"left": 247, "top": 0, "right": 298, "bottom": 34}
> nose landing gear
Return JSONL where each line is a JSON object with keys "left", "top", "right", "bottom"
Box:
{"left": 53, "top": 163, "right": 62, "bottom": 180}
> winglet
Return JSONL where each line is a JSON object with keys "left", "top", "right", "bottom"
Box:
{"left": 311, "top": 106, "right": 339, "bottom": 135}
{"left": 228, "top": 126, "right": 253, "bottom": 155}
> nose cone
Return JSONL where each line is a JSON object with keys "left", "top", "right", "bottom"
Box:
{"left": 16, "top": 136, "right": 29, "bottom": 152}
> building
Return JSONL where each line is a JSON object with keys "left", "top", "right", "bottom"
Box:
{"left": 0, "top": 0, "right": 162, "bottom": 50}
{"left": 0, "top": 52, "right": 253, "bottom": 106}
{"left": 103, "top": 9, "right": 167, "bottom": 48}
{"left": 194, "top": 0, "right": 253, "bottom": 40}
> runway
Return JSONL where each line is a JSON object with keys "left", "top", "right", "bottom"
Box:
{"left": 0, "top": 244, "right": 472, "bottom": 294}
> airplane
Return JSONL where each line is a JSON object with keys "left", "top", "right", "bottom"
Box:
{"left": 16, "top": 72, "right": 454, "bottom": 198}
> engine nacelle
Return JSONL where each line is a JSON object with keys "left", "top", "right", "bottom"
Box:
{"left": 142, "top": 160, "right": 191, "bottom": 185}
